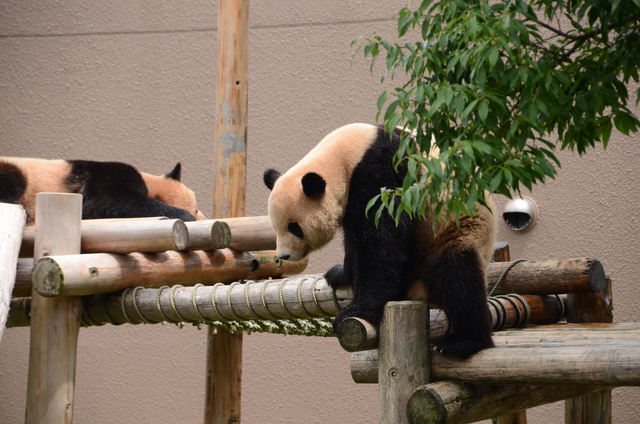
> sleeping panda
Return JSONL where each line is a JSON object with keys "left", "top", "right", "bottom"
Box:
{"left": 263, "top": 123, "right": 496, "bottom": 358}
{"left": 0, "top": 157, "right": 205, "bottom": 224}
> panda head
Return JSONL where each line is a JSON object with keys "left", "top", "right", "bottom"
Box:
{"left": 264, "top": 167, "right": 342, "bottom": 262}
{"left": 142, "top": 163, "right": 207, "bottom": 220}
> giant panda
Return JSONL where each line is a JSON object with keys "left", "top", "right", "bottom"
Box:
{"left": 263, "top": 123, "right": 496, "bottom": 358}
{"left": 0, "top": 157, "right": 206, "bottom": 224}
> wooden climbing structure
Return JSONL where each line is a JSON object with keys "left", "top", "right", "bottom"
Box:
{"left": 3, "top": 194, "right": 636, "bottom": 423}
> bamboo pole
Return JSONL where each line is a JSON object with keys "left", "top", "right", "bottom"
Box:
{"left": 565, "top": 278, "right": 613, "bottom": 424}
{"left": 26, "top": 193, "right": 83, "bottom": 423}
{"left": 350, "top": 324, "right": 640, "bottom": 386}
{"left": 206, "top": 0, "right": 249, "bottom": 422}
{"left": 0, "top": 203, "right": 26, "bottom": 342}
{"left": 30, "top": 249, "right": 307, "bottom": 297}
{"left": 12, "top": 258, "right": 33, "bottom": 297}
{"left": 406, "top": 381, "right": 606, "bottom": 424}
{"left": 379, "top": 301, "right": 430, "bottom": 424}
{"left": 338, "top": 294, "right": 565, "bottom": 352}
{"left": 220, "top": 215, "right": 276, "bottom": 251}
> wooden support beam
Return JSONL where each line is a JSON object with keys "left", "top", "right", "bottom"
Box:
{"left": 338, "top": 294, "right": 565, "bottom": 352}
{"left": 206, "top": 0, "right": 249, "bottom": 422}
{"left": 183, "top": 219, "right": 231, "bottom": 251}
{"left": 379, "top": 301, "right": 430, "bottom": 424}
{"left": 8, "top": 274, "right": 352, "bottom": 328}
{"left": 407, "top": 381, "right": 606, "bottom": 424}
{"left": 565, "top": 278, "right": 613, "bottom": 424}
{"left": 30, "top": 249, "right": 306, "bottom": 297}
{"left": 0, "top": 203, "right": 26, "bottom": 342}
{"left": 486, "top": 258, "right": 606, "bottom": 295}
{"left": 26, "top": 193, "right": 83, "bottom": 423}
{"left": 21, "top": 218, "right": 193, "bottom": 257}
{"left": 350, "top": 324, "right": 640, "bottom": 386}
{"left": 220, "top": 215, "right": 276, "bottom": 251}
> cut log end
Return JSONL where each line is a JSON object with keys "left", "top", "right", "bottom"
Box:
{"left": 32, "top": 258, "right": 64, "bottom": 297}
{"left": 588, "top": 259, "right": 607, "bottom": 293}
{"left": 211, "top": 221, "right": 232, "bottom": 249}
{"left": 338, "top": 317, "right": 378, "bottom": 352}
{"left": 407, "top": 386, "right": 448, "bottom": 424}
{"left": 171, "top": 220, "right": 190, "bottom": 251}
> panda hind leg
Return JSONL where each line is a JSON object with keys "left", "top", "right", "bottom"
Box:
{"left": 427, "top": 248, "right": 494, "bottom": 359}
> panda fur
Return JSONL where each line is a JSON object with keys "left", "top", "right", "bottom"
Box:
{"left": 263, "top": 123, "right": 496, "bottom": 358}
{"left": 0, "top": 157, "right": 205, "bottom": 224}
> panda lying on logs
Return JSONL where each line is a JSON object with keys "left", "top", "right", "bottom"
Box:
{"left": 0, "top": 157, "right": 205, "bottom": 224}
{"left": 263, "top": 123, "right": 496, "bottom": 358}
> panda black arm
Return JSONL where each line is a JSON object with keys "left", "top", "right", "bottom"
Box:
{"left": 331, "top": 199, "right": 413, "bottom": 333}
{"left": 0, "top": 161, "right": 29, "bottom": 221}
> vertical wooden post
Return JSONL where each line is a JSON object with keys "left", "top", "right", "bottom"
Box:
{"left": 204, "top": 1, "right": 249, "bottom": 423}
{"left": 491, "top": 244, "right": 528, "bottom": 424}
{"left": 26, "top": 193, "right": 83, "bottom": 424}
{"left": 0, "top": 203, "right": 27, "bottom": 342}
{"left": 379, "top": 301, "right": 430, "bottom": 424}
{"left": 564, "top": 279, "right": 613, "bottom": 424}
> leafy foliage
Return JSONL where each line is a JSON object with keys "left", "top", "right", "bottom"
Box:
{"left": 354, "top": 0, "right": 640, "bottom": 224}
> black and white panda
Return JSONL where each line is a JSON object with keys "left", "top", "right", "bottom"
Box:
{"left": 263, "top": 123, "right": 496, "bottom": 358}
{"left": 0, "top": 157, "right": 206, "bottom": 224}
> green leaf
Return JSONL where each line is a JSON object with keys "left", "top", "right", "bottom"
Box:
{"left": 478, "top": 101, "right": 489, "bottom": 122}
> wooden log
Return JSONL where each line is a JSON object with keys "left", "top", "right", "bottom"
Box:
{"left": 488, "top": 242, "right": 526, "bottom": 424}
{"left": 565, "top": 277, "right": 613, "bottom": 424}
{"left": 350, "top": 323, "right": 640, "bottom": 385}
{"left": 183, "top": 219, "right": 231, "bottom": 250}
{"left": 352, "top": 340, "right": 640, "bottom": 386}
{"left": 486, "top": 258, "right": 606, "bottom": 295}
{"left": 8, "top": 274, "right": 353, "bottom": 327}
{"left": 26, "top": 193, "right": 83, "bottom": 424}
{"left": 206, "top": 0, "right": 249, "bottom": 421}
{"left": 21, "top": 218, "right": 190, "bottom": 256}
{"left": 220, "top": 215, "right": 276, "bottom": 251}
{"left": 379, "top": 301, "right": 430, "bottom": 424}
{"left": 12, "top": 258, "right": 33, "bottom": 297}
{"left": 406, "top": 381, "right": 606, "bottom": 424}
{"left": 31, "top": 249, "right": 307, "bottom": 297}
{"left": 0, "top": 203, "right": 26, "bottom": 343}
{"left": 338, "top": 294, "right": 565, "bottom": 352}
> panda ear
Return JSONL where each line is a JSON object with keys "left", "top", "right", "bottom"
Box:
{"left": 301, "top": 172, "right": 326, "bottom": 199}
{"left": 166, "top": 163, "right": 182, "bottom": 181}
{"left": 263, "top": 168, "right": 281, "bottom": 191}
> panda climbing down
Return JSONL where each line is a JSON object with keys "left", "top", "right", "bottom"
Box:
{"left": 0, "top": 157, "right": 205, "bottom": 224}
{"left": 263, "top": 123, "right": 496, "bottom": 358}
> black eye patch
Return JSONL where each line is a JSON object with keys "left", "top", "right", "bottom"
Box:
{"left": 287, "top": 222, "right": 304, "bottom": 239}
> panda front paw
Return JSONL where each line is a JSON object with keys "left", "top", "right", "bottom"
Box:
{"left": 432, "top": 333, "right": 494, "bottom": 359}
{"left": 325, "top": 264, "right": 349, "bottom": 290}
{"left": 332, "top": 304, "right": 384, "bottom": 335}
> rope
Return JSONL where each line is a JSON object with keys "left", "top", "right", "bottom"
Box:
{"left": 488, "top": 258, "right": 528, "bottom": 296}
{"left": 131, "top": 286, "right": 152, "bottom": 324}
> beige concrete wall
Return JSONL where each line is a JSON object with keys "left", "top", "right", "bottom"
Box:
{"left": 1, "top": 2, "right": 638, "bottom": 423}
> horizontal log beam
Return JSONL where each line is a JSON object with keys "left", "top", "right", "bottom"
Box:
{"left": 338, "top": 294, "right": 565, "bottom": 352}
{"left": 486, "top": 258, "right": 606, "bottom": 295}
{"left": 183, "top": 220, "right": 231, "bottom": 250}
{"left": 351, "top": 323, "right": 640, "bottom": 386}
{"left": 407, "top": 381, "right": 607, "bottom": 424}
{"left": 31, "top": 249, "right": 307, "bottom": 297}
{"left": 7, "top": 275, "right": 353, "bottom": 328}
{"left": 21, "top": 218, "right": 191, "bottom": 257}
{"left": 219, "top": 215, "right": 276, "bottom": 252}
